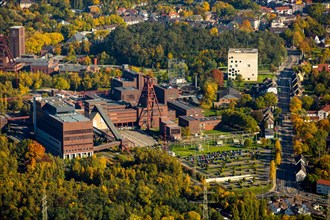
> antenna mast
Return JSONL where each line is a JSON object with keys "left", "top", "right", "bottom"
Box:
{"left": 42, "top": 189, "right": 48, "bottom": 220}
{"left": 203, "top": 177, "right": 209, "bottom": 220}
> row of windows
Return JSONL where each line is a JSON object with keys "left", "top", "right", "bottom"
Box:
{"left": 64, "top": 129, "right": 93, "bottom": 135}
{"left": 65, "top": 142, "right": 93, "bottom": 147}
{"left": 65, "top": 147, "right": 92, "bottom": 153}
{"left": 64, "top": 135, "right": 93, "bottom": 141}
{"left": 230, "top": 60, "right": 242, "bottom": 63}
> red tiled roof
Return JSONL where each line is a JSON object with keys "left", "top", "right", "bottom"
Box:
{"left": 316, "top": 64, "right": 330, "bottom": 72}
{"left": 275, "top": 6, "right": 291, "bottom": 10}
{"left": 320, "top": 105, "right": 330, "bottom": 112}
{"left": 260, "top": 6, "right": 273, "bottom": 11}
{"left": 317, "top": 179, "right": 330, "bottom": 186}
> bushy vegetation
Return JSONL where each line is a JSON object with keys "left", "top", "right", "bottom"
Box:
{"left": 95, "top": 22, "right": 286, "bottom": 74}
{"left": 0, "top": 135, "right": 284, "bottom": 219}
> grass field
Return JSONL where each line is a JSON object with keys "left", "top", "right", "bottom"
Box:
{"left": 202, "top": 130, "right": 227, "bottom": 135}
{"left": 257, "top": 73, "right": 275, "bottom": 83}
{"left": 202, "top": 109, "right": 217, "bottom": 117}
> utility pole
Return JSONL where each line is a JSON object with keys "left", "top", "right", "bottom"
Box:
{"left": 42, "top": 189, "right": 48, "bottom": 220}
{"left": 203, "top": 178, "right": 209, "bottom": 220}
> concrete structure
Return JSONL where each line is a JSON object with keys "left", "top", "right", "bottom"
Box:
{"left": 33, "top": 97, "right": 93, "bottom": 159}
{"left": 228, "top": 48, "right": 258, "bottom": 81}
{"left": 316, "top": 179, "right": 330, "bottom": 195}
{"left": 9, "top": 26, "right": 25, "bottom": 58}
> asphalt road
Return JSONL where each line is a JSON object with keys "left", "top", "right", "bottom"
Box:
{"left": 276, "top": 53, "right": 300, "bottom": 195}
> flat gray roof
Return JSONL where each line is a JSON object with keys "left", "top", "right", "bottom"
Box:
{"left": 50, "top": 112, "right": 90, "bottom": 123}
{"left": 179, "top": 115, "right": 198, "bottom": 121}
{"left": 228, "top": 48, "right": 258, "bottom": 53}
{"left": 114, "top": 86, "right": 138, "bottom": 91}
{"left": 168, "top": 100, "right": 196, "bottom": 111}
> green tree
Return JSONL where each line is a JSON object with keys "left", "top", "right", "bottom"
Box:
{"left": 244, "top": 139, "right": 252, "bottom": 148}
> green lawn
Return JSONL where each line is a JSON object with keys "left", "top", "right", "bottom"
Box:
{"left": 202, "top": 109, "right": 217, "bottom": 117}
{"left": 202, "top": 130, "right": 227, "bottom": 135}
{"left": 171, "top": 145, "right": 243, "bottom": 157}
{"left": 257, "top": 73, "right": 274, "bottom": 83}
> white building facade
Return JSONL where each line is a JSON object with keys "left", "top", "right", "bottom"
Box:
{"left": 228, "top": 48, "right": 258, "bottom": 81}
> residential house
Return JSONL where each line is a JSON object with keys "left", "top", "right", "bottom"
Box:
{"left": 59, "top": 20, "right": 71, "bottom": 26}
{"left": 233, "top": 16, "right": 261, "bottom": 30}
{"left": 213, "top": 87, "right": 241, "bottom": 108}
{"left": 168, "top": 12, "right": 180, "bottom": 20}
{"left": 186, "top": 15, "right": 204, "bottom": 22}
{"left": 318, "top": 105, "right": 330, "bottom": 120}
{"left": 316, "top": 179, "right": 330, "bottom": 195}
{"left": 260, "top": 6, "right": 274, "bottom": 15}
{"left": 292, "top": 4, "right": 304, "bottom": 13}
{"left": 291, "top": 72, "right": 303, "bottom": 96}
{"left": 275, "top": 6, "right": 293, "bottom": 15}
{"left": 263, "top": 108, "right": 274, "bottom": 129}
{"left": 312, "top": 64, "right": 330, "bottom": 72}
{"left": 295, "top": 161, "right": 307, "bottom": 182}
{"left": 139, "top": 10, "right": 148, "bottom": 19}
{"left": 306, "top": 110, "right": 319, "bottom": 122}
{"left": 265, "top": 129, "right": 275, "bottom": 139}
{"left": 117, "top": 7, "right": 126, "bottom": 15}
{"left": 20, "top": 0, "right": 34, "bottom": 9}
{"left": 40, "top": 45, "right": 55, "bottom": 56}
{"left": 295, "top": 154, "right": 307, "bottom": 166}
{"left": 270, "top": 16, "right": 296, "bottom": 34}
{"left": 66, "top": 32, "right": 88, "bottom": 43}
{"left": 125, "top": 9, "right": 138, "bottom": 16}
{"left": 269, "top": 202, "right": 282, "bottom": 214}
{"left": 260, "top": 78, "right": 278, "bottom": 95}
{"left": 122, "top": 15, "right": 144, "bottom": 25}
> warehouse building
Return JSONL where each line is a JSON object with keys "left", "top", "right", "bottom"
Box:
{"left": 33, "top": 97, "right": 94, "bottom": 159}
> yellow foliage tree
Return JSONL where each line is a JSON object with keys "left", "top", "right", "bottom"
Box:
{"left": 239, "top": 20, "right": 253, "bottom": 32}
{"left": 275, "top": 152, "right": 281, "bottom": 166}
{"left": 209, "top": 27, "right": 218, "bottom": 36}
{"left": 290, "top": 96, "right": 302, "bottom": 113}
{"left": 201, "top": 2, "right": 210, "bottom": 11}
{"left": 270, "top": 160, "right": 276, "bottom": 182}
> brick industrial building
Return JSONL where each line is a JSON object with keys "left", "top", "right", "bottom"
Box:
{"left": 9, "top": 26, "right": 25, "bottom": 58}
{"left": 33, "top": 97, "right": 94, "bottom": 159}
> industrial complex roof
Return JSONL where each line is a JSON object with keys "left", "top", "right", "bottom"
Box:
{"left": 167, "top": 100, "right": 197, "bottom": 110}
{"left": 41, "top": 97, "right": 90, "bottom": 123}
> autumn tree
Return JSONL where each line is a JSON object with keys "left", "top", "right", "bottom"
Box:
{"left": 25, "top": 141, "right": 45, "bottom": 169}
{"left": 203, "top": 80, "right": 218, "bottom": 105}
{"left": 290, "top": 96, "right": 302, "bottom": 113}
{"left": 275, "top": 152, "right": 281, "bottom": 166}
{"left": 209, "top": 27, "right": 218, "bottom": 36}
{"left": 239, "top": 20, "right": 253, "bottom": 33}
{"left": 270, "top": 160, "right": 276, "bottom": 182}
{"left": 211, "top": 69, "right": 224, "bottom": 87}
